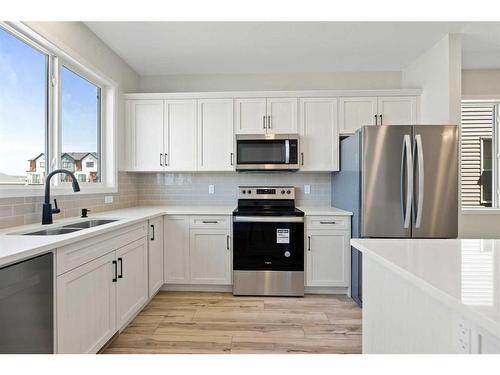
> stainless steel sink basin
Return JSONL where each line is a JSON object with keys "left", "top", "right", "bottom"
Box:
{"left": 62, "top": 219, "right": 118, "bottom": 229}
{"left": 24, "top": 227, "right": 83, "bottom": 236}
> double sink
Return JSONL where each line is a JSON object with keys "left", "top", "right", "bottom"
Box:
{"left": 21, "top": 219, "right": 119, "bottom": 236}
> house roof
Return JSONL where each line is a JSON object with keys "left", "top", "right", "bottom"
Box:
{"left": 28, "top": 153, "right": 44, "bottom": 161}
{"left": 30, "top": 152, "right": 97, "bottom": 161}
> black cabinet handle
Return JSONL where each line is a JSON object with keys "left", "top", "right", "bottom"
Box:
{"left": 150, "top": 224, "right": 155, "bottom": 241}
{"left": 374, "top": 114, "right": 378, "bottom": 126}
{"left": 202, "top": 220, "right": 218, "bottom": 224}
{"left": 308, "top": 236, "right": 311, "bottom": 251}
{"left": 230, "top": 152, "right": 234, "bottom": 166}
{"left": 268, "top": 115, "right": 271, "bottom": 129}
{"left": 160, "top": 153, "right": 163, "bottom": 166}
{"left": 112, "top": 260, "right": 117, "bottom": 282}
{"left": 118, "top": 257, "right": 123, "bottom": 278}
{"left": 165, "top": 153, "right": 168, "bottom": 166}
{"left": 379, "top": 114, "right": 383, "bottom": 125}
{"left": 320, "top": 221, "right": 336, "bottom": 224}
{"left": 301, "top": 152, "right": 304, "bottom": 166}
{"left": 263, "top": 115, "right": 266, "bottom": 129}
{"left": 226, "top": 235, "right": 230, "bottom": 250}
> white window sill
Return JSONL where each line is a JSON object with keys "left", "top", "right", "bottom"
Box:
{"left": 461, "top": 208, "right": 500, "bottom": 215}
{"left": 0, "top": 184, "right": 117, "bottom": 199}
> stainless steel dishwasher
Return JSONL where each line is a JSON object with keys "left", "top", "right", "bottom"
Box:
{"left": 0, "top": 252, "right": 54, "bottom": 353}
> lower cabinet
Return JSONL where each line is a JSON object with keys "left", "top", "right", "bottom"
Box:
{"left": 305, "top": 216, "right": 351, "bottom": 288}
{"left": 148, "top": 217, "right": 164, "bottom": 297}
{"left": 56, "top": 251, "right": 117, "bottom": 354}
{"left": 56, "top": 230, "right": 148, "bottom": 354}
{"left": 164, "top": 215, "right": 232, "bottom": 285}
{"left": 190, "top": 229, "right": 231, "bottom": 285}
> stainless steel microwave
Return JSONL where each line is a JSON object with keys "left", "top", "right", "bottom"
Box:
{"left": 235, "top": 134, "right": 300, "bottom": 171}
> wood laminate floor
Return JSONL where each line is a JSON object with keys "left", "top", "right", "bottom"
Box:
{"left": 103, "top": 291, "right": 362, "bottom": 354}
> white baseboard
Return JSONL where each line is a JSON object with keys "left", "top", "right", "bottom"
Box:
{"left": 305, "top": 286, "right": 349, "bottom": 295}
{"left": 160, "top": 284, "right": 349, "bottom": 295}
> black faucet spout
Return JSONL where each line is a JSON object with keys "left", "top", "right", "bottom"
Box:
{"left": 42, "top": 169, "right": 81, "bottom": 225}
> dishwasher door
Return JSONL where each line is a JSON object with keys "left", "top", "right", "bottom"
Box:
{"left": 0, "top": 253, "right": 54, "bottom": 353}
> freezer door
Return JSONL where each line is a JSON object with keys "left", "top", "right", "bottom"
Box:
{"left": 411, "top": 125, "right": 458, "bottom": 238}
{"left": 361, "top": 125, "right": 413, "bottom": 238}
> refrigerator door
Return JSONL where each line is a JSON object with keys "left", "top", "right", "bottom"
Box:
{"left": 411, "top": 125, "right": 458, "bottom": 238}
{"left": 361, "top": 125, "right": 413, "bottom": 238}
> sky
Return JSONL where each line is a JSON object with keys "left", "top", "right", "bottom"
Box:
{"left": 0, "top": 27, "right": 98, "bottom": 179}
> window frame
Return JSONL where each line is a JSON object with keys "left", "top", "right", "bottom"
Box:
{"left": 461, "top": 98, "right": 500, "bottom": 212}
{"left": 0, "top": 22, "right": 117, "bottom": 198}
{"left": 479, "top": 137, "right": 493, "bottom": 206}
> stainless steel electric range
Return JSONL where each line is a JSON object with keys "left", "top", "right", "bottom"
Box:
{"left": 232, "top": 186, "right": 304, "bottom": 297}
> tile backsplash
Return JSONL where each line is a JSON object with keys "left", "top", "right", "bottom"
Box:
{"left": 0, "top": 172, "right": 331, "bottom": 230}
{"left": 137, "top": 172, "right": 331, "bottom": 207}
{"left": 0, "top": 173, "right": 139, "bottom": 230}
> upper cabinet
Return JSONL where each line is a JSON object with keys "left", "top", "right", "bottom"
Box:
{"left": 165, "top": 100, "right": 197, "bottom": 171}
{"left": 299, "top": 98, "right": 339, "bottom": 171}
{"left": 197, "top": 99, "right": 234, "bottom": 171}
{"left": 339, "top": 95, "right": 419, "bottom": 135}
{"left": 235, "top": 97, "right": 298, "bottom": 134}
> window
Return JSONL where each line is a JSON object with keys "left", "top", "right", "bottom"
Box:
{"left": 0, "top": 22, "right": 116, "bottom": 196}
{"left": 61, "top": 67, "right": 101, "bottom": 183}
{"left": 461, "top": 101, "right": 499, "bottom": 209}
{"left": 0, "top": 26, "right": 47, "bottom": 185}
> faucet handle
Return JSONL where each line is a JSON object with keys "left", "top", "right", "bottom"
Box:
{"left": 52, "top": 199, "right": 61, "bottom": 214}
{"left": 81, "top": 208, "right": 91, "bottom": 218}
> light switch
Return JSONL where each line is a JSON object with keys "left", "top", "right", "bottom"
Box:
{"left": 208, "top": 185, "right": 215, "bottom": 194}
{"left": 104, "top": 196, "right": 113, "bottom": 204}
{"left": 304, "top": 185, "right": 311, "bottom": 195}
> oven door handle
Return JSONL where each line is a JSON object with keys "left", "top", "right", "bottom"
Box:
{"left": 233, "top": 216, "right": 304, "bottom": 223}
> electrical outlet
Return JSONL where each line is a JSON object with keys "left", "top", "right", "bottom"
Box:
{"left": 104, "top": 196, "right": 113, "bottom": 204}
{"left": 304, "top": 185, "right": 311, "bottom": 195}
{"left": 208, "top": 185, "right": 215, "bottom": 194}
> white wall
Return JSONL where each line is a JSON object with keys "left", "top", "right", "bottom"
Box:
{"left": 25, "top": 22, "right": 141, "bottom": 172}
{"left": 139, "top": 71, "right": 402, "bottom": 92}
{"left": 462, "top": 69, "right": 500, "bottom": 96}
{"left": 402, "top": 34, "right": 462, "bottom": 124}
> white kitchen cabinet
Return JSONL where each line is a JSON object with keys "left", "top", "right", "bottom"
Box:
{"left": 165, "top": 100, "right": 197, "bottom": 171}
{"left": 377, "top": 96, "right": 418, "bottom": 125}
{"left": 306, "top": 230, "right": 349, "bottom": 287}
{"left": 476, "top": 327, "right": 500, "bottom": 354}
{"left": 126, "top": 100, "right": 164, "bottom": 171}
{"left": 164, "top": 216, "right": 190, "bottom": 284}
{"left": 197, "top": 99, "right": 234, "bottom": 171}
{"left": 235, "top": 98, "right": 267, "bottom": 134}
{"left": 115, "top": 238, "right": 149, "bottom": 329}
{"left": 189, "top": 229, "right": 232, "bottom": 285}
{"left": 266, "top": 97, "right": 298, "bottom": 134}
{"left": 299, "top": 98, "right": 339, "bottom": 171}
{"left": 339, "top": 97, "right": 378, "bottom": 135}
{"left": 148, "top": 217, "right": 164, "bottom": 298}
{"left": 56, "top": 251, "right": 117, "bottom": 354}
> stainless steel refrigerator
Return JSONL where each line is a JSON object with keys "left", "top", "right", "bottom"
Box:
{"left": 332, "top": 125, "right": 458, "bottom": 306}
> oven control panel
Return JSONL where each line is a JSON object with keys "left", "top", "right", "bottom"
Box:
{"left": 238, "top": 186, "right": 295, "bottom": 200}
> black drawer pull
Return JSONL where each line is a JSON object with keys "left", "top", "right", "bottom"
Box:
{"left": 226, "top": 235, "right": 230, "bottom": 250}
{"left": 150, "top": 224, "right": 155, "bottom": 241}
{"left": 308, "top": 236, "right": 311, "bottom": 251}
{"left": 320, "top": 221, "right": 336, "bottom": 224}
{"left": 202, "top": 220, "right": 218, "bottom": 224}
{"left": 112, "top": 260, "right": 117, "bottom": 282}
{"left": 118, "top": 257, "right": 123, "bottom": 278}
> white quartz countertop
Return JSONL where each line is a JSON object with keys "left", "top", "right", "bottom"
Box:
{"left": 351, "top": 238, "right": 500, "bottom": 338}
{"left": 0, "top": 204, "right": 348, "bottom": 268}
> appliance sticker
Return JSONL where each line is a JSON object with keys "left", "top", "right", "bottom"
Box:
{"left": 277, "top": 229, "right": 290, "bottom": 244}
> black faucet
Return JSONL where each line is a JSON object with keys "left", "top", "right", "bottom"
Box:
{"left": 42, "top": 169, "right": 81, "bottom": 225}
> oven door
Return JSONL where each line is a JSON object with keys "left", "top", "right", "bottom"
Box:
{"left": 233, "top": 216, "right": 304, "bottom": 271}
{"left": 236, "top": 136, "right": 299, "bottom": 170}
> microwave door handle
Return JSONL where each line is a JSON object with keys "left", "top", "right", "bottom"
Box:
{"left": 285, "top": 140, "right": 290, "bottom": 164}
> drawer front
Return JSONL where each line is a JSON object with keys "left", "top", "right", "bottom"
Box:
{"left": 306, "top": 216, "right": 349, "bottom": 230}
{"left": 189, "top": 215, "right": 230, "bottom": 229}
{"left": 56, "top": 222, "right": 147, "bottom": 276}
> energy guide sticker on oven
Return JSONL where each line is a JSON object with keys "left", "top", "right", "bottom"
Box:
{"left": 277, "top": 229, "right": 290, "bottom": 244}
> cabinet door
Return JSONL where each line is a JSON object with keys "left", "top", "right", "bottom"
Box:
{"left": 339, "top": 97, "right": 378, "bottom": 134}
{"left": 126, "top": 100, "right": 164, "bottom": 171}
{"left": 299, "top": 98, "right": 339, "bottom": 171}
{"left": 148, "top": 217, "right": 164, "bottom": 298}
{"left": 234, "top": 98, "right": 267, "bottom": 134}
{"left": 190, "top": 229, "right": 231, "bottom": 285}
{"left": 306, "top": 230, "right": 349, "bottom": 287}
{"left": 266, "top": 97, "right": 298, "bottom": 134}
{"left": 377, "top": 96, "right": 418, "bottom": 125}
{"left": 197, "top": 99, "right": 234, "bottom": 171}
{"left": 164, "top": 216, "right": 190, "bottom": 284}
{"left": 56, "top": 251, "right": 116, "bottom": 354}
{"left": 165, "top": 100, "right": 197, "bottom": 171}
{"left": 116, "top": 238, "right": 148, "bottom": 329}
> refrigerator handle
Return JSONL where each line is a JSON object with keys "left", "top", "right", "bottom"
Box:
{"left": 414, "top": 134, "right": 424, "bottom": 228}
{"left": 400, "top": 134, "right": 413, "bottom": 229}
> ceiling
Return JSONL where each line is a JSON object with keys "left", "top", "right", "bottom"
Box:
{"left": 85, "top": 22, "right": 500, "bottom": 76}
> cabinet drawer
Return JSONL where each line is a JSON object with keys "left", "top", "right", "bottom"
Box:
{"left": 306, "top": 216, "right": 349, "bottom": 230}
{"left": 189, "top": 216, "right": 230, "bottom": 229}
{"left": 56, "top": 222, "right": 147, "bottom": 276}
